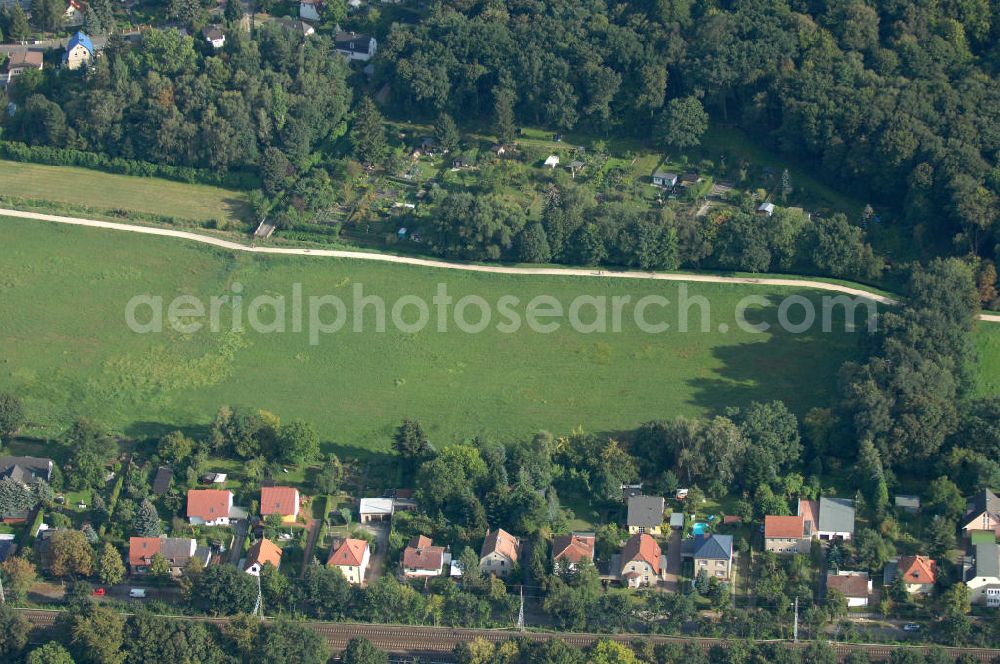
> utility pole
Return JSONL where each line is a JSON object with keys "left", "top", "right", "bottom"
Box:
{"left": 793, "top": 596, "right": 799, "bottom": 642}
{"left": 517, "top": 585, "right": 524, "bottom": 631}
{"left": 253, "top": 571, "right": 262, "bottom": 618}
{"left": 0, "top": 569, "right": 6, "bottom": 604}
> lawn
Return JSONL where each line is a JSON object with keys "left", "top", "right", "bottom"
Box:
{"left": 2, "top": 216, "right": 995, "bottom": 457}
{"left": 0, "top": 160, "right": 251, "bottom": 226}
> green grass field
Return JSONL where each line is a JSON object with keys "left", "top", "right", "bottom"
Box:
{"left": 2, "top": 217, "right": 996, "bottom": 457}
{"left": 0, "top": 160, "right": 250, "bottom": 225}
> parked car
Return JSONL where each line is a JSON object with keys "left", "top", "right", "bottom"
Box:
{"left": 902, "top": 623, "right": 920, "bottom": 632}
{"left": 129, "top": 588, "right": 147, "bottom": 598}
{"left": 92, "top": 588, "right": 106, "bottom": 596}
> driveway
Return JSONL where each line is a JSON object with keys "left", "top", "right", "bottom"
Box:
{"left": 360, "top": 521, "right": 390, "bottom": 586}
{"left": 662, "top": 529, "right": 682, "bottom": 591}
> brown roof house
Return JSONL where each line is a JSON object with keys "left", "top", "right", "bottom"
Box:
{"left": 244, "top": 538, "right": 282, "bottom": 576}
{"left": 260, "top": 486, "right": 300, "bottom": 524}
{"left": 328, "top": 538, "right": 370, "bottom": 585}
{"left": 885, "top": 555, "right": 936, "bottom": 595}
{"left": 401, "top": 535, "right": 445, "bottom": 578}
{"left": 187, "top": 489, "right": 233, "bottom": 526}
{"left": 552, "top": 532, "right": 595, "bottom": 572}
{"left": 2, "top": 51, "right": 43, "bottom": 87}
{"left": 129, "top": 536, "right": 208, "bottom": 575}
{"left": 764, "top": 515, "right": 812, "bottom": 555}
{"left": 618, "top": 533, "right": 663, "bottom": 588}
{"left": 827, "top": 571, "right": 872, "bottom": 607}
{"left": 479, "top": 528, "right": 520, "bottom": 578}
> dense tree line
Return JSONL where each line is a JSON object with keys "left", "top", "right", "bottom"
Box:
{"left": 379, "top": 0, "right": 1000, "bottom": 260}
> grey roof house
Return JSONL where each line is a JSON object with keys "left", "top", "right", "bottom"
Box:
{"left": 0, "top": 456, "right": 54, "bottom": 484}
{"left": 683, "top": 533, "right": 734, "bottom": 580}
{"left": 627, "top": 495, "right": 665, "bottom": 534}
{"left": 152, "top": 466, "right": 173, "bottom": 495}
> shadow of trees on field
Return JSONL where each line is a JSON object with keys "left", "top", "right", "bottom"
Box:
{"left": 685, "top": 294, "right": 868, "bottom": 416}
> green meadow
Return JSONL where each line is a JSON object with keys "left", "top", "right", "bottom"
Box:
{"left": 1, "top": 216, "right": 994, "bottom": 456}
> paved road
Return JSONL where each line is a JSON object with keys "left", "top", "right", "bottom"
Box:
{"left": 15, "top": 608, "right": 1000, "bottom": 661}
{"left": 4, "top": 207, "right": 998, "bottom": 323}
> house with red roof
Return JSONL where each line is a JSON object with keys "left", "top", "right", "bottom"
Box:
{"left": 479, "top": 528, "right": 520, "bottom": 578}
{"left": 260, "top": 486, "right": 300, "bottom": 524}
{"left": 244, "top": 538, "right": 282, "bottom": 576}
{"left": 552, "top": 532, "right": 595, "bottom": 571}
{"left": 619, "top": 533, "right": 662, "bottom": 588}
{"left": 187, "top": 489, "right": 233, "bottom": 526}
{"left": 128, "top": 536, "right": 207, "bottom": 575}
{"left": 889, "top": 555, "right": 937, "bottom": 594}
{"left": 328, "top": 538, "right": 370, "bottom": 584}
{"left": 827, "top": 571, "right": 872, "bottom": 607}
{"left": 764, "top": 515, "right": 811, "bottom": 555}
{"left": 401, "top": 535, "right": 445, "bottom": 578}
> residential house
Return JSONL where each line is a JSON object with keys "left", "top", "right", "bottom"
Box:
{"left": 33, "top": 528, "right": 69, "bottom": 570}
{"left": 685, "top": 533, "right": 733, "bottom": 581}
{"left": 888, "top": 555, "right": 937, "bottom": 594}
{"left": 827, "top": 571, "right": 871, "bottom": 607}
{"left": 244, "top": 538, "right": 281, "bottom": 575}
{"left": 544, "top": 155, "right": 560, "bottom": 168}
{"left": 479, "top": 528, "right": 520, "bottom": 578}
{"left": 2, "top": 51, "right": 43, "bottom": 87}
{"left": 401, "top": 535, "right": 444, "bottom": 578}
{"left": 359, "top": 497, "right": 393, "bottom": 523}
{"left": 260, "top": 486, "right": 300, "bottom": 524}
{"left": 799, "top": 497, "right": 855, "bottom": 541}
{"left": 299, "top": 0, "right": 322, "bottom": 21}
{"left": 652, "top": 171, "right": 678, "bottom": 188}
{"left": 129, "top": 536, "right": 207, "bottom": 575}
{"left": 152, "top": 466, "right": 172, "bottom": 496}
{"left": 0, "top": 456, "right": 54, "bottom": 483}
{"left": 757, "top": 202, "right": 775, "bottom": 217}
{"left": 277, "top": 18, "right": 316, "bottom": 37}
{"left": 327, "top": 538, "right": 370, "bottom": 584}
{"left": 552, "top": 532, "right": 595, "bottom": 571}
{"left": 627, "top": 495, "right": 665, "bottom": 535}
{"left": 966, "top": 541, "right": 1000, "bottom": 607}
{"left": 64, "top": 31, "right": 94, "bottom": 70}
{"left": 64, "top": 0, "right": 85, "bottom": 25}
{"left": 961, "top": 489, "right": 1000, "bottom": 537}
{"left": 618, "top": 533, "right": 662, "bottom": 588}
{"left": 202, "top": 25, "right": 225, "bottom": 50}
{"left": 764, "top": 515, "right": 811, "bottom": 555}
{"left": 187, "top": 489, "right": 233, "bottom": 526}
{"left": 679, "top": 172, "right": 699, "bottom": 186}
{"left": 334, "top": 31, "right": 377, "bottom": 61}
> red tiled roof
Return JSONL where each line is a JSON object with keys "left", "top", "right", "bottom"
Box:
{"left": 481, "top": 529, "right": 519, "bottom": 563}
{"left": 798, "top": 499, "right": 819, "bottom": 533}
{"left": 328, "top": 538, "right": 367, "bottom": 567}
{"left": 765, "top": 515, "right": 805, "bottom": 539}
{"left": 129, "top": 537, "right": 161, "bottom": 567}
{"left": 245, "top": 538, "right": 282, "bottom": 570}
{"left": 187, "top": 489, "right": 232, "bottom": 520}
{"left": 827, "top": 572, "right": 870, "bottom": 598}
{"left": 402, "top": 536, "right": 444, "bottom": 571}
{"left": 621, "top": 533, "right": 661, "bottom": 574}
{"left": 260, "top": 486, "right": 299, "bottom": 517}
{"left": 552, "top": 533, "right": 595, "bottom": 564}
{"left": 898, "top": 555, "right": 936, "bottom": 585}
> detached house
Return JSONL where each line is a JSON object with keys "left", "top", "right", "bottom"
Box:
{"left": 260, "top": 486, "right": 300, "bottom": 524}
{"left": 962, "top": 489, "right": 1000, "bottom": 538}
{"left": 827, "top": 571, "right": 871, "bottom": 607}
{"left": 64, "top": 31, "right": 94, "bottom": 70}
{"left": 479, "top": 528, "right": 520, "bottom": 578}
{"left": 885, "top": 555, "right": 936, "bottom": 595}
{"left": 401, "top": 535, "right": 444, "bottom": 578}
{"left": 334, "top": 31, "right": 377, "bottom": 61}
{"left": 187, "top": 489, "right": 233, "bottom": 526}
{"left": 967, "top": 541, "right": 1000, "bottom": 607}
{"left": 299, "top": 0, "right": 322, "bottom": 21}
{"left": 685, "top": 533, "right": 733, "bottom": 581}
{"left": 764, "top": 515, "right": 811, "bottom": 554}
{"left": 328, "top": 538, "right": 370, "bottom": 584}
{"left": 129, "top": 536, "right": 207, "bottom": 575}
{"left": 552, "top": 532, "right": 595, "bottom": 571}
{"left": 652, "top": 172, "right": 678, "bottom": 188}
{"left": 799, "top": 497, "right": 855, "bottom": 541}
{"left": 0, "top": 456, "right": 53, "bottom": 520}
{"left": 244, "top": 538, "right": 282, "bottom": 575}
{"left": 202, "top": 25, "right": 226, "bottom": 50}
{"left": 64, "top": 0, "right": 85, "bottom": 25}
{"left": 3, "top": 50, "right": 43, "bottom": 87}
{"left": 627, "top": 495, "right": 665, "bottom": 535}
{"left": 618, "top": 533, "right": 662, "bottom": 588}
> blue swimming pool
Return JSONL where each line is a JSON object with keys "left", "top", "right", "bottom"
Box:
{"left": 692, "top": 521, "right": 708, "bottom": 535}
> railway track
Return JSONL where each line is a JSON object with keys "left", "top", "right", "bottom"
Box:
{"left": 16, "top": 608, "right": 1000, "bottom": 662}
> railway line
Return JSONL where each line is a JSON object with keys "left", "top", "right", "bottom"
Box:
{"left": 15, "top": 608, "right": 1000, "bottom": 662}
